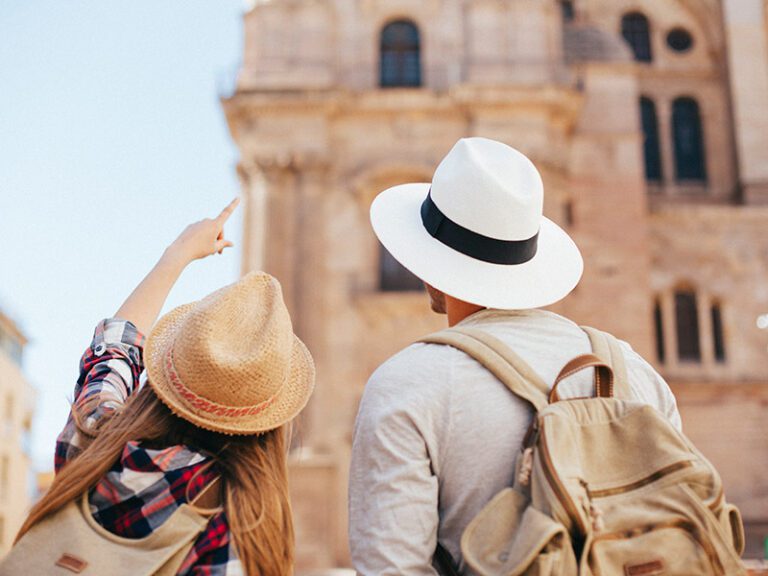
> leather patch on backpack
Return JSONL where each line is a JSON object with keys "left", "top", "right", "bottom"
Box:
{"left": 624, "top": 560, "right": 665, "bottom": 576}
{"left": 55, "top": 553, "right": 89, "bottom": 573}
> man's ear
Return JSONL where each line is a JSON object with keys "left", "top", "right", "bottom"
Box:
{"left": 424, "top": 283, "right": 448, "bottom": 315}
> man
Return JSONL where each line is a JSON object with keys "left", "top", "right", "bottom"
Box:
{"left": 348, "top": 137, "right": 681, "bottom": 575}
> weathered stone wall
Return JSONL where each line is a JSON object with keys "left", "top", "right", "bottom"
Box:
{"left": 650, "top": 206, "right": 768, "bottom": 381}
{"left": 672, "top": 382, "right": 768, "bottom": 558}
{"left": 224, "top": 0, "right": 768, "bottom": 570}
{"left": 0, "top": 314, "right": 34, "bottom": 554}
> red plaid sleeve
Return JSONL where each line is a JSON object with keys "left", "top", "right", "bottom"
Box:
{"left": 55, "top": 318, "right": 146, "bottom": 472}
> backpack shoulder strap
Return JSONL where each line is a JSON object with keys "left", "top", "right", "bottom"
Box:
{"left": 419, "top": 326, "right": 549, "bottom": 412}
{"left": 580, "top": 326, "right": 631, "bottom": 399}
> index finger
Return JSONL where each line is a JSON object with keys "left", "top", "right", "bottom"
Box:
{"left": 216, "top": 197, "right": 241, "bottom": 224}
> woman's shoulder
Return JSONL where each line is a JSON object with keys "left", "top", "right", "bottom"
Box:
{"left": 90, "top": 441, "right": 221, "bottom": 537}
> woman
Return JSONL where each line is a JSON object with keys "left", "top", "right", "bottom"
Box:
{"left": 9, "top": 198, "right": 315, "bottom": 575}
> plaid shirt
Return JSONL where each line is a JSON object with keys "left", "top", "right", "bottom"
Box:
{"left": 55, "top": 319, "right": 243, "bottom": 575}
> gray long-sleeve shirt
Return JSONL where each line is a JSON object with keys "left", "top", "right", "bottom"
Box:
{"left": 348, "top": 308, "right": 681, "bottom": 576}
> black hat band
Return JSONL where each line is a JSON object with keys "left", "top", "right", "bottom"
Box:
{"left": 420, "top": 190, "right": 539, "bottom": 265}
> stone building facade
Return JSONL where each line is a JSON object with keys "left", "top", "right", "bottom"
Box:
{"left": 0, "top": 311, "right": 34, "bottom": 554}
{"left": 223, "top": 0, "right": 768, "bottom": 569}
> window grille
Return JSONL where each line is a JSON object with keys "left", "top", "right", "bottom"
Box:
{"left": 640, "top": 97, "right": 662, "bottom": 182}
{"left": 675, "top": 290, "right": 701, "bottom": 362}
{"left": 711, "top": 303, "right": 726, "bottom": 363}
{"left": 672, "top": 97, "right": 707, "bottom": 182}
{"left": 380, "top": 20, "right": 422, "bottom": 88}
{"left": 621, "top": 12, "right": 653, "bottom": 62}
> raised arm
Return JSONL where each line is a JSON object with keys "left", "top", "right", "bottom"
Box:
{"left": 55, "top": 198, "right": 240, "bottom": 471}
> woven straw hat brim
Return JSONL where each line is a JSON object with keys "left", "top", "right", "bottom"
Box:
{"left": 144, "top": 301, "right": 315, "bottom": 435}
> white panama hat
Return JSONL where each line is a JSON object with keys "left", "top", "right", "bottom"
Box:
{"left": 370, "top": 137, "right": 584, "bottom": 310}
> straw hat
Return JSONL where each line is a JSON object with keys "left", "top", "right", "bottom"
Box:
{"left": 370, "top": 137, "right": 583, "bottom": 310}
{"left": 144, "top": 272, "right": 315, "bottom": 435}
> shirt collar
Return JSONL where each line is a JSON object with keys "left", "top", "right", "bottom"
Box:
{"left": 455, "top": 307, "right": 553, "bottom": 327}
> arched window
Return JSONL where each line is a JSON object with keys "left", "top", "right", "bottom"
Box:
{"left": 675, "top": 290, "right": 701, "bottom": 362}
{"left": 640, "top": 97, "right": 662, "bottom": 182}
{"left": 379, "top": 244, "right": 423, "bottom": 292}
{"left": 711, "top": 302, "right": 726, "bottom": 363}
{"left": 380, "top": 20, "right": 422, "bottom": 88}
{"left": 621, "top": 12, "right": 652, "bottom": 62}
{"left": 672, "top": 97, "right": 707, "bottom": 182}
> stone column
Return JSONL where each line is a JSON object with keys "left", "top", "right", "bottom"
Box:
{"left": 568, "top": 61, "right": 655, "bottom": 358}
{"left": 291, "top": 155, "right": 333, "bottom": 447}
{"left": 254, "top": 159, "right": 300, "bottom": 317}
{"left": 722, "top": 0, "right": 768, "bottom": 204}
{"left": 237, "top": 162, "right": 268, "bottom": 275}
{"left": 697, "top": 291, "right": 715, "bottom": 368}
{"left": 656, "top": 97, "right": 674, "bottom": 193}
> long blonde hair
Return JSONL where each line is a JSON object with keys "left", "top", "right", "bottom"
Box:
{"left": 17, "top": 385, "right": 294, "bottom": 576}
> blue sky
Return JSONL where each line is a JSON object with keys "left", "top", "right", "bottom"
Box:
{"left": 0, "top": 0, "right": 247, "bottom": 470}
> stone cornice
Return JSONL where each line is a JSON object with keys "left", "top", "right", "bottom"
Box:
{"left": 223, "top": 84, "right": 584, "bottom": 126}
{"left": 239, "top": 151, "right": 333, "bottom": 178}
{"left": 650, "top": 203, "right": 768, "bottom": 221}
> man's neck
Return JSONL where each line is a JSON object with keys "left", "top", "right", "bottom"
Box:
{"left": 445, "top": 296, "right": 485, "bottom": 327}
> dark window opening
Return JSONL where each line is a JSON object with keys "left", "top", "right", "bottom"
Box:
{"left": 640, "top": 97, "right": 663, "bottom": 182}
{"left": 654, "top": 299, "right": 665, "bottom": 364}
{"left": 380, "top": 20, "right": 422, "bottom": 88}
{"left": 673, "top": 97, "right": 707, "bottom": 182}
{"left": 379, "top": 245, "right": 423, "bottom": 292}
{"left": 561, "top": 1, "right": 575, "bottom": 23}
{"left": 621, "top": 12, "right": 653, "bottom": 62}
{"left": 564, "top": 200, "right": 575, "bottom": 228}
{"left": 675, "top": 290, "right": 701, "bottom": 362}
{"left": 711, "top": 304, "right": 726, "bottom": 363}
{"left": 667, "top": 28, "right": 693, "bottom": 52}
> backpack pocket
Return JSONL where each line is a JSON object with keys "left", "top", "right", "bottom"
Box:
{"left": 581, "top": 484, "right": 746, "bottom": 576}
{"left": 585, "top": 520, "right": 723, "bottom": 576}
{"left": 461, "top": 488, "right": 577, "bottom": 576}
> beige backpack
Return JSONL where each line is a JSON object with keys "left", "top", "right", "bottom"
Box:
{"left": 0, "top": 478, "right": 221, "bottom": 576}
{"left": 423, "top": 326, "right": 746, "bottom": 576}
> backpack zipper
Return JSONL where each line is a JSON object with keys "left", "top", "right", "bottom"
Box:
{"left": 585, "top": 460, "right": 724, "bottom": 514}
{"left": 536, "top": 422, "right": 724, "bottom": 547}
{"left": 587, "top": 461, "right": 694, "bottom": 499}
